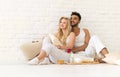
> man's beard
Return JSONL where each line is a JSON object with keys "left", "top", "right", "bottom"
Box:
{"left": 71, "top": 23, "right": 79, "bottom": 27}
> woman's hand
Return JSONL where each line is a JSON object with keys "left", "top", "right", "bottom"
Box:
{"left": 56, "top": 45, "right": 62, "bottom": 49}
{"left": 56, "top": 45, "right": 65, "bottom": 50}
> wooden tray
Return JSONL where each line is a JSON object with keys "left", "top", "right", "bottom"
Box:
{"left": 66, "top": 61, "right": 99, "bottom": 65}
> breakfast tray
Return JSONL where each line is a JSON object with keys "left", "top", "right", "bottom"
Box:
{"left": 66, "top": 61, "right": 100, "bottom": 65}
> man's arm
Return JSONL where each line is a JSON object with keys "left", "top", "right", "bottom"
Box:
{"left": 72, "top": 28, "right": 90, "bottom": 53}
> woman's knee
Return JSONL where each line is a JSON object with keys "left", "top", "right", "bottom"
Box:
{"left": 42, "top": 37, "right": 52, "bottom": 45}
{"left": 41, "top": 43, "right": 55, "bottom": 54}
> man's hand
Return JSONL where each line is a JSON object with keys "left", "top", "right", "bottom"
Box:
{"left": 72, "top": 47, "right": 77, "bottom": 53}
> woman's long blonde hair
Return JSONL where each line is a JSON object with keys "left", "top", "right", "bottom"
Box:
{"left": 56, "top": 17, "right": 71, "bottom": 46}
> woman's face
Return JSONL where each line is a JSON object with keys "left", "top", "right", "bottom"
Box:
{"left": 59, "top": 19, "right": 68, "bottom": 30}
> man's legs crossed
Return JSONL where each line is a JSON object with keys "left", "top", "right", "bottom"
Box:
{"left": 85, "top": 35, "right": 109, "bottom": 62}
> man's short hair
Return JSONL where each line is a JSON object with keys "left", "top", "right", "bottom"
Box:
{"left": 71, "top": 12, "right": 81, "bottom": 21}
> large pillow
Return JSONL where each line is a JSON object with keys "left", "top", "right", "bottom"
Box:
{"left": 102, "top": 52, "right": 120, "bottom": 65}
{"left": 48, "top": 34, "right": 63, "bottom": 46}
{"left": 20, "top": 40, "right": 42, "bottom": 60}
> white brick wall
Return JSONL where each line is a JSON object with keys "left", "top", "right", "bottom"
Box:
{"left": 0, "top": 0, "right": 120, "bottom": 61}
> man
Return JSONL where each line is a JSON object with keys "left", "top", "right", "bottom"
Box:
{"left": 70, "top": 12, "right": 109, "bottom": 62}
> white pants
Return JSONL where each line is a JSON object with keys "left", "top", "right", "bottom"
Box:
{"left": 41, "top": 36, "right": 70, "bottom": 63}
{"left": 85, "top": 35, "right": 105, "bottom": 58}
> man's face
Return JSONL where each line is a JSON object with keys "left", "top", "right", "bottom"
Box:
{"left": 70, "top": 15, "right": 80, "bottom": 27}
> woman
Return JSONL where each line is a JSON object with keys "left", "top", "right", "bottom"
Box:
{"left": 28, "top": 17, "right": 75, "bottom": 65}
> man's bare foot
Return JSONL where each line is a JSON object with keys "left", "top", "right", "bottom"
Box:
{"left": 100, "top": 48, "right": 109, "bottom": 57}
{"left": 94, "top": 58, "right": 106, "bottom": 63}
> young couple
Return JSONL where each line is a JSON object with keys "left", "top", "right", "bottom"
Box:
{"left": 28, "top": 12, "right": 109, "bottom": 65}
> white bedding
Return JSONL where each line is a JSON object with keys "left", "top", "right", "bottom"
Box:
{"left": 0, "top": 63, "right": 120, "bottom": 77}
{"left": 0, "top": 51, "right": 120, "bottom": 77}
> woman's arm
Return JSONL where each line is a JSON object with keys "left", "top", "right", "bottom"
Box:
{"left": 72, "top": 28, "right": 90, "bottom": 53}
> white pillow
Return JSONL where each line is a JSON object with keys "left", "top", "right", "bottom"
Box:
{"left": 20, "top": 40, "right": 42, "bottom": 60}
{"left": 48, "top": 34, "right": 63, "bottom": 46}
{"left": 102, "top": 52, "right": 120, "bottom": 65}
